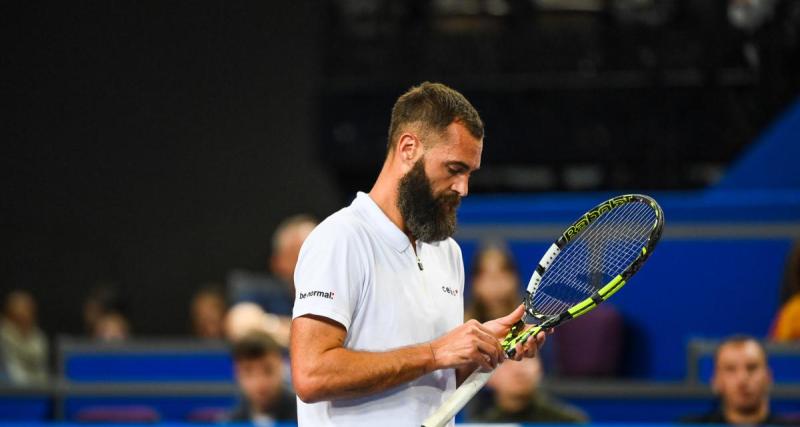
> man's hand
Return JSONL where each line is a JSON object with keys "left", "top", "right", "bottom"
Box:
{"left": 483, "top": 304, "right": 548, "bottom": 361}
{"left": 429, "top": 319, "right": 505, "bottom": 372}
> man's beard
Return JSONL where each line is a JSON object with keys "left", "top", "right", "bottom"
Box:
{"left": 397, "top": 157, "right": 461, "bottom": 243}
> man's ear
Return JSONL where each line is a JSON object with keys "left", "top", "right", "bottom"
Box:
{"left": 395, "top": 133, "right": 423, "bottom": 168}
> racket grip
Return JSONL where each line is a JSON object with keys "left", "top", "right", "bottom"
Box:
{"left": 420, "top": 369, "right": 492, "bottom": 427}
{"left": 503, "top": 324, "right": 543, "bottom": 359}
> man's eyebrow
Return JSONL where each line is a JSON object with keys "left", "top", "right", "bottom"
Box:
{"left": 446, "top": 160, "right": 479, "bottom": 171}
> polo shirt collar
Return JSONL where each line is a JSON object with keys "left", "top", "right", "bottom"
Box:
{"left": 353, "top": 192, "right": 411, "bottom": 253}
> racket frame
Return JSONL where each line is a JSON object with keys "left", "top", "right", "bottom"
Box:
{"left": 421, "top": 194, "right": 664, "bottom": 427}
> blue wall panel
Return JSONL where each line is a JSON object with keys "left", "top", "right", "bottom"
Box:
{"left": 0, "top": 397, "right": 51, "bottom": 420}
{"left": 459, "top": 230, "right": 794, "bottom": 379}
{"left": 455, "top": 181, "right": 800, "bottom": 380}
{"left": 65, "top": 353, "right": 234, "bottom": 382}
{"left": 562, "top": 397, "right": 800, "bottom": 423}
{"left": 64, "top": 396, "right": 237, "bottom": 421}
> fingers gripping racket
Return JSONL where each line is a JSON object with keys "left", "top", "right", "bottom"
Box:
{"left": 422, "top": 194, "right": 664, "bottom": 427}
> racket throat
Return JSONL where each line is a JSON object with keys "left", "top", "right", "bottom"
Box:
{"left": 522, "top": 308, "right": 571, "bottom": 330}
{"left": 522, "top": 291, "right": 547, "bottom": 325}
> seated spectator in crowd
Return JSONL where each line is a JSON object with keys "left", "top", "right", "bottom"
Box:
{"left": 681, "top": 335, "right": 793, "bottom": 425}
{"left": 93, "top": 311, "right": 130, "bottom": 342}
{"left": 472, "top": 356, "right": 587, "bottom": 423}
{"left": 227, "top": 330, "right": 296, "bottom": 423}
{"left": 0, "top": 291, "right": 48, "bottom": 385}
{"left": 190, "top": 285, "right": 226, "bottom": 339}
{"left": 772, "top": 294, "right": 800, "bottom": 341}
{"left": 226, "top": 215, "right": 316, "bottom": 347}
{"left": 83, "top": 284, "right": 126, "bottom": 335}
{"left": 465, "top": 244, "right": 521, "bottom": 323}
{"left": 224, "top": 303, "right": 289, "bottom": 347}
{"left": 227, "top": 215, "right": 317, "bottom": 317}
{"left": 553, "top": 303, "right": 624, "bottom": 378}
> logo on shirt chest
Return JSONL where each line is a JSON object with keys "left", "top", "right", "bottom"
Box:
{"left": 441, "top": 285, "right": 459, "bottom": 297}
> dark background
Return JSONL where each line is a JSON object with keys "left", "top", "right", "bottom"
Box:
{"left": 3, "top": 2, "right": 341, "bottom": 336}
{"left": 3, "top": 1, "right": 799, "bottom": 337}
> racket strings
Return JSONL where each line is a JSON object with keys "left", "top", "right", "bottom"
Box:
{"left": 532, "top": 201, "right": 656, "bottom": 316}
{"left": 553, "top": 203, "right": 653, "bottom": 301}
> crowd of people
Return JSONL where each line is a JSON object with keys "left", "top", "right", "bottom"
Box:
{"left": 2, "top": 226, "right": 796, "bottom": 424}
{"left": 2, "top": 82, "right": 798, "bottom": 425}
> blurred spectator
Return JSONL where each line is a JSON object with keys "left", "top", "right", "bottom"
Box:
{"left": 472, "top": 356, "right": 587, "bottom": 423}
{"left": 681, "top": 335, "right": 793, "bottom": 425}
{"left": 225, "top": 215, "right": 316, "bottom": 346}
{"left": 93, "top": 311, "right": 130, "bottom": 342}
{"left": 83, "top": 284, "right": 126, "bottom": 335}
{"left": 190, "top": 285, "right": 226, "bottom": 339}
{"left": 771, "top": 294, "right": 800, "bottom": 342}
{"left": 0, "top": 291, "right": 48, "bottom": 385}
{"left": 771, "top": 241, "right": 800, "bottom": 341}
{"left": 465, "top": 244, "right": 521, "bottom": 323}
{"left": 224, "top": 303, "right": 289, "bottom": 347}
{"left": 227, "top": 330, "right": 296, "bottom": 423}
{"left": 228, "top": 215, "right": 317, "bottom": 317}
{"left": 553, "top": 304, "right": 624, "bottom": 377}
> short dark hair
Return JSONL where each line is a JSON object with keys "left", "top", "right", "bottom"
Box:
{"left": 231, "top": 330, "right": 282, "bottom": 361}
{"left": 714, "top": 334, "right": 766, "bottom": 365}
{"left": 471, "top": 244, "right": 517, "bottom": 278}
{"left": 387, "top": 82, "right": 484, "bottom": 152}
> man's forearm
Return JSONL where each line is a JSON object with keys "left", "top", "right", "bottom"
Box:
{"left": 292, "top": 314, "right": 509, "bottom": 402}
{"left": 293, "top": 343, "right": 437, "bottom": 403}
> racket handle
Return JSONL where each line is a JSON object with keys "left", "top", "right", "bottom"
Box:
{"left": 503, "top": 324, "right": 544, "bottom": 359}
{"left": 420, "top": 369, "right": 492, "bottom": 427}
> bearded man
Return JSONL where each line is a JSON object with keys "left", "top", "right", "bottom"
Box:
{"left": 290, "top": 82, "right": 546, "bottom": 426}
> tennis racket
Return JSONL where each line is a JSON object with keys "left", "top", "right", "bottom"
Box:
{"left": 422, "top": 193, "right": 664, "bottom": 427}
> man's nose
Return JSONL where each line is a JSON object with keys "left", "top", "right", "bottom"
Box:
{"left": 451, "top": 175, "right": 469, "bottom": 197}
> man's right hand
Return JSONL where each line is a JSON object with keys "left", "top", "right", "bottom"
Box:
{"left": 429, "top": 319, "right": 505, "bottom": 372}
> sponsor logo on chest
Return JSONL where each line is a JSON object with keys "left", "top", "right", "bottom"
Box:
{"left": 441, "top": 285, "right": 459, "bottom": 297}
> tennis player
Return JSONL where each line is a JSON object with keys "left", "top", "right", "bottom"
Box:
{"left": 290, "top": 82, "right": 546, "bottom": 426}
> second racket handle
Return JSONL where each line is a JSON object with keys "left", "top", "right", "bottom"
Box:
{"left": 420, "top": 369, "right": 492, "bottom": 427}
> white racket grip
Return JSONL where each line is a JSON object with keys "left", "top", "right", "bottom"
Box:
{"left": 421, "top": 369, "right": 493, "bottom": 427}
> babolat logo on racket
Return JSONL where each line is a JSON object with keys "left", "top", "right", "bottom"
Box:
{"left": 441, "top": 286, "right": 459, "bottom": 296}
{"left": 561, "top": 194, "right": 635, "bottom": 243}
{"left": 298, "top": 290, "right": 335, "bottom": 300}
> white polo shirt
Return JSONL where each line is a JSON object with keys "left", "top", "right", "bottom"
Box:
{"left": 292, "top": 192, "right": 464, "bottom": 426}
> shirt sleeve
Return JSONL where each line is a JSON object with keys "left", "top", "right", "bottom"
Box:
{"left": 292, "top": 218, "right": 367, "bottom": 331}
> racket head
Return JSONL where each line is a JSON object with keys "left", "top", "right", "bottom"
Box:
{"left": 522, "top": 194, "right": 663, "bottom": 326}
{"left": 425, "top": 194, "right": 664, "bottom": 426}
